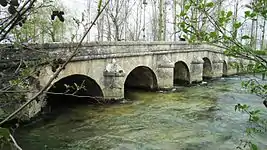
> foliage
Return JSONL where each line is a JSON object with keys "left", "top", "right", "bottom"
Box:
{"left": 0, "top": 127, "right": 11, "bottom": 150}
{"left": 254, "top": 50, "right": 267, "bottom": 56}
{"left": 178, "top": 0, "right": 267, "bottom": 65}
{"left": 0, "top": 0, "right": 39, "bottom": 42}
{"left": 0, "top": 0, "right": 110, "bottom": 149}
{"left": 9, "top": 0, "right": 70, "bottom": 43}
{"left": 0, "top": 0, "right": 67, "bottom": 149}
{"left": 178, "top": 0, "right": 267, "bottom": 149}
{"left": 235, "top": 103, "right": 266, "bottom": 150}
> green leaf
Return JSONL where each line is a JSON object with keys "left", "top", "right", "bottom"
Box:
{"left": 250, "top": 12, "right": 257, "bottom": 18}
{"left": 179, "top": 21, "right": 186, "bottom": 29}
{"left": 209, "top": 31, "right": 217, "bottom": 38}
{"left": 220, "top": 10, "right": 225, "bottom": 16}
{"left": 246, "top": 128, "right": 252, "bottom": 134}
{"left": 218, "top": 17, "right": 225, "bottom": 26}
{"left": 250, "top": 143, "right": 258, "bottom": 150}
{"left": 241, "top": 35, "right": 251, "bottom": 39}
{"left": 0, "top": 128, "right": 10, "bottom": 139}
{"left": 251, "top": 115, "right": 259, "bottom": 122}
{"left": 184, "top": 4, "right": 191, "bottom": 11}
{"left": 245, "top": 11, "right": 251, "bottom": 18}
{"left": 206, "top": 2, "right": 214, "bottom": 8}
{"left": 180, "top": 11, "right": 187, "bottom": 17}
{"left": 97, "top": 0, "right": 103, "bottom": 12}
{"left": 254, "top": 110, "right": 261, "bottom": 114}
{"left": 233, "top": 22, "right": 242, "bottom": 29}
{"left": 226, "top": 11, "right": 233, "bottom": 17}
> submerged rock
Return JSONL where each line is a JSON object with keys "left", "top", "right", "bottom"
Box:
{"left": 208, "top": 106, "right": 220, "bottom": 112}
{"left": 200, "top": 81, "right": 208, "bottom": 85}
{"left": 119, "top": 99, "right": 133, "bottom": 104}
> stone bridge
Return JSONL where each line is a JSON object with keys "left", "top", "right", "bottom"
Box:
{"left": 35, "top": 41, "right": 241, "bottom": 101}
{"left": 1, "top": 41, "right": 247, "bottom": 119}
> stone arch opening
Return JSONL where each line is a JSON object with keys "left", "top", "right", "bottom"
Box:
{"left": 45, "top": 74, "right": 103, "bottom": 110}
{"left": 173, "top": 61, "right": 190, "bottom": 86}
{"left": 203, "top": 57, "right": 212, "bottom": 80}
{"left": 223, "top": 61, "right": 228, "bottom": 77}
{"left": 124, "top": 66, "right": 158, "bottom": 91}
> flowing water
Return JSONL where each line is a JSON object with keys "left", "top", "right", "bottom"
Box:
{"left": 15, "top": 76, "right": 267, "bottom": 150}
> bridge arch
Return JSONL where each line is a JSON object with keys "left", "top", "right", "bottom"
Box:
{"left": 223, "top": 60, "right": 228, "bottom": 77}
{"left": 124, "top": 66, "right": 158, "bottom": 91}
{"left": 173, "top": 61, "right": 190, "bottom": 85}
{"left": 46, "top": 74, "right": 103, "bottom": 109}
{"left": 202, "top": 57, "right": 213, "bottom": 80}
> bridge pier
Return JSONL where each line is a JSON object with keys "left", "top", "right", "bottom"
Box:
{"left": 225, "top": 58, "right": 239, "bottom": 76}
{"left": 156, "top": 64, "right": 175, "bottom": 90}
{"left": 103, "top": 72, "right": 125, "bottom": 100}
{"left": 103, "top": 59, "right": 125, "bottom": 99}
{"left": 212, "top": 60, "right": 224, "bottom": 78}
{"left": 190, "top": 57, "right": 204, "bottom": 83}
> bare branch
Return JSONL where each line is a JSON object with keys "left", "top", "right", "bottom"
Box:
{"left": 9, "top": 134, "right": 22, "bottom": 150}
{"left": 0, "top": 0, "right": 112, "bottom": 126}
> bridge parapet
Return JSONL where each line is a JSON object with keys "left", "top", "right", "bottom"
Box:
{"left": 0, "top": 41, "right": 223, "bottom": 62}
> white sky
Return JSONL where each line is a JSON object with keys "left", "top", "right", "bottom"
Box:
{"left": 56, "top": 0, "right": 264, "bottom": 44}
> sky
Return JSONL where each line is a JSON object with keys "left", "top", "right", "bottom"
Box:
{"left": 57, "top": 0, "right": 258, "bottom": 42}
{"left": 61, "top": 0, "right": 87, "bottom": 15}
{"left": 2, "top": 0, "right": 262, "bottom": 44}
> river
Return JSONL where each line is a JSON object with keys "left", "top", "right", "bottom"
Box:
{"left": 15, "top": 76, "right": 267, "bottom": 150}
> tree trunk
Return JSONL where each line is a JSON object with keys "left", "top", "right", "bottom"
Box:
{"left": 261, "top": 19, "right": 266, "bottom": 50}
{"left": 255, "top": 15, "right": 259, "bottom": 49}
{"left": 152, "top": 0, "right": 158, "bottom": 41}
{"left": 158, "top": 0, "right": 165, "bottom": 41}
{"left": 173, "top": 0, "right": 177, "bottom": 41}
{"left": 163, "top": 0, "right": 167, "bottom": 41}
{"left": 87, "top": 1, "right": 91, "bottom": 42}
{"left": 142, "top": 1, "right": 147, "bottom": 41}
{"left": 251, "top": 0, "right": 257, "bottom": 49}
{"left": 191, "top": 0, "right": 198, "bottom": 39}
{"left": 232, "top": 0, "right": 238, "bottom": 39}
{"left": 114, "top": 0, "right": 120, "bottom": 41}
{"left": 124, "top": 1, "right": 128, "bottom": 40}
{"left": 115, "top": 21, "right": 120, "bottom": 41}
{"left": 97, "top": 15, "right": 104, "bottom": 41}
{"left": 216, "top": 0, "right": 222, "bottom": 36}
{"left": 251, "top": 19, "right": 257, "bottom": 49}
{"left": 106, "top": 14, "right": 112, "bottom": 41}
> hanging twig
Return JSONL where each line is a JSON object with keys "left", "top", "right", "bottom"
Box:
{"left": 9, "top": 134, "right": 22, "bottom": 150}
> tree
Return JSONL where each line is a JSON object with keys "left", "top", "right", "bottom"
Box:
{"left": 260, "top": 18, "right": 266, "bottom": 50}
{"left": 173, "top": 0, "right": 178, "bottom": 41}
{"left": 104, "top": 0, "right": 131, "bottom": 41}
{"left": 0, "top": 0, "right": 37, "bottom": 42}
{"left": 158, "top": 0, "right": 166, "bottom": 41}
{"left": 178, "top": 0, "right": 267, "bottom": 149}
{"left": 10, "top": 1, "right": 71, "bottom": 43}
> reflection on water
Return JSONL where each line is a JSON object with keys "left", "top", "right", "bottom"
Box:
{"left": 16, "top": 76, "right": 267, "bottom": 150}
